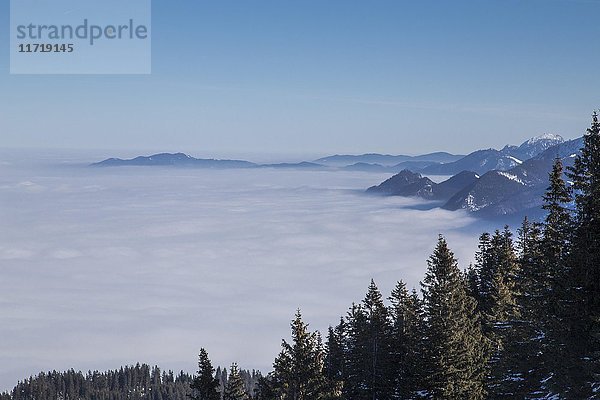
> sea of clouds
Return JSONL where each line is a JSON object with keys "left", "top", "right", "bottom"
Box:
{"left": 0, "top": 150, "right": 498, "bottom": 391}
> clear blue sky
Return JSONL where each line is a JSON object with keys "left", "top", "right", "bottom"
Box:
{"left": 0, "top": 0, "right": 598, "bottom": 156}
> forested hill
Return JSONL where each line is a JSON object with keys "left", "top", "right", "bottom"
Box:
{"left": 0, "top": 364, "right": 260, "bottom": 400}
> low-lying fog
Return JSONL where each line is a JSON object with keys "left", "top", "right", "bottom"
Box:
{"left": 0, "top": 151, "right": 498, "bottom": 391}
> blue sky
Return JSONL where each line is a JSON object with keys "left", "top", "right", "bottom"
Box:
{"left": 0, "top": 0, "right": 598, "bottom": 156}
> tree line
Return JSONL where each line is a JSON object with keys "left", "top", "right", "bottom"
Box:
{"left": 0, "top": 358, "right": 259, "bottom": 400}
{"left": 2, "top": 113, "right": 599, "bottom": 399}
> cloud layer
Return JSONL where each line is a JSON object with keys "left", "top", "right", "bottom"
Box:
{"left": 0, "top": 154, "right": 496, "bottom": 391}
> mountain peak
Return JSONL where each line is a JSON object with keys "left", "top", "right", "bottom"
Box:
{"left": 516, "top": 133, "right": 564, "bottom": 159}
{"left": 522, "top": 133, "right": 564, "bottom": 146}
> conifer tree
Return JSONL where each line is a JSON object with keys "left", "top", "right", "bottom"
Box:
{"left": 344, "top": 280, "right": 393, "bottom": 400}
{"left": 324, "top": 319, "right": 346, "bottom": 385}
{"left": 479, "top": 229, "right": 520, "bottom": 332}
{"left": 388, "top": 281, "right": 425, "bottom": 399}
{"left": 421, "top": 236, "right": 488, "bottom": 399}
{"left": 543, "top": 158, "right": 573, "bottom": 257}
{"left": 189, "top": 349, "right": 220, "bottom": 400}
{"left": 343, "top": 303, "right": 369, "bottom": 400}
{"left": 512, "top": 217, "right": 549, "bottom": 397}
{"left": 516, "top": 217, "right": 544, "bottom": 313}
{"left": 480, "top": 229, "right": 522, "bottom": 398}
{"left": 223, "top": 364, "right": 248, "bottom": 400}
{"left": 534, "top": 158, "right": 573, "bottom": 395}
{"left": 363, "top": 280, "right": 394, "bottom": 400}
{"left": 255, "top": 376, "right": 277, "bottom": 400}
{"left": 268, "top": 310, "right": 336, "bottom": 400}
{"left": 471, "top": 232, "right": 492, "bottom": 312}
{"left": 564, "top": 111, "right": 600, "bottom": 396}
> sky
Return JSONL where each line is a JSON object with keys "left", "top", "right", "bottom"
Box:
{"left": 0, "top": 154, "right": 494, "bottom": 391}
{"left": 0, "top": 0, "right": 599, "bottom": 155}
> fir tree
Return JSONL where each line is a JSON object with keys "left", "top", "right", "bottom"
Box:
{"left": 543, "top": 157, "right": 573, "bottom": 257}
{"left": 189, "top": 349, "right": 220, "bottom": 400}
{"left": 468, "top": 228, "right": 526, "bottom": 397}
{"left": 471, "top": 232, "right": 493, "bottom": 313}
{"left": 388, "top": 281, "right": 425, "bottom": 399}
{"left": 343, "top": 303, "right": 370, "bottom": 400}
{"left": 268, "top": 310, "right": 336, "bottom": 400}
{"left": 362, "top": 280, "right": 394, "bottom": 400}
{"left": 421, "top": 236, "right": 489, "bottom": 399}
{"left": 512, "top": 217, "right": 549, "bottom": 397}
{"left": 324, "top": 319, "right": 346, "bottom": 386}
{"left": 254, "top": 375, "right": 277, "bottom": 400}
{"left": 223, "top": 364, "right": 248, "bottom": 400}
{"left": 536, "top": 158, "right": 574, "bottom": 396}
{"left": 344, "top": 280, "right": 393, "bottom": 400}
{"left": 564, "top": 111, "right": 600, "bottom": 396}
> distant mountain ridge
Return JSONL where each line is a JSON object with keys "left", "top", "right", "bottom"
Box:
{"left": 92, "top": 154, "right": 330, "bottom": 170}
{"left": 92, "top": 134, "right": 563, "bottom": 176}
{"left": 95, "top": 153, "right": 258, "bottom": 168}
{"left": 442, "top": 137, "right": 583, "bottom": 217}
{"left": 92, "top": 133, "right": 581, "bottom": 218}
{"left": 367, "top": 135, "right": 582, "bottom": 218}
{"left": 91, "top": 152, "right": 461, "bottom": 171}
{"left": 315, "top": 152, "right": 464, "bottom": 167}
{"left": 420, "top": 134, "right": 564, "bottom": 175}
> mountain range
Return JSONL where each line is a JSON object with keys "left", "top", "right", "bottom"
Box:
{"left": 367, "top": 134, "right": 583, "bottom": 218}
{"left": 92, "top": 154, "right": 328, "bottom": 170}
{"left": 92, "top": 151, "right": 465, "bottom": 171}
{"left": 314, "top": 152, "right": 463, "bottom": 167}
{"left": 93, "top": 134, "right": 563, "bottom": 176}
{"left": 442, "top": 137, "right": 582, "bottom": 217}
{"left": 92, "top": 133, "right": 578, "bottom": 218}
{"left": 419, "top": 133, "right": 564, "bottom": 175}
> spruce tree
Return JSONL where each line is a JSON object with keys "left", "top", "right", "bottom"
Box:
{"left": 471, "top": 232, "right": 493, "bottom": 313}
{"left": 269, "top": 310, "right": 336, "bottom": 400}
{"left": 343, "top": 280, "right": 393, "bottom": 400}
{"left": 363, "top": 280, "right": 394, "bottom": 400}
{"left": 536, "top": 158, "right": 574, "bottom": 396}
{"left": 254, "top": 375, "right": 277, "bottom": 400}
{"left": 189, "top": 349, "right": 220, "bottom": 400}
{"left": 512, "top": 217, "right": 549, "bottom": 397}
{"left": 471, "top": 228, "right": 523, "bottom": 398}
{"left": 388, "top": 281, "right": 425, "bottom": 399}
{"left": 223, "top": 364, "right": 248, "bottom": 400}
{"left": 543, "top": 157, "right": 573, "bottom": 258}
{"left": 343, "top": 303, "right": 369, "bottom": 400}
{"left": 421, "top": 236, "right": 488, "bottom": 399}
{"left": 324, "top": 319, "right": 346, "bottom": 386}
{"left": 564, "top": 111, "right": 600, "bottom": 396}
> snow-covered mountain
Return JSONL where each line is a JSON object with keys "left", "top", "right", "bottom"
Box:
{"left": 516, "top": 133, "right": 564, "bottom": 159}
{"left": 366, "top": 135, "right": 581, "bottom": 218}
{"left": 442, "top": 137, "right": 580, "bottom": 217}
{"left": 420, "top": 134, "right": 564, "bottom": 176}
